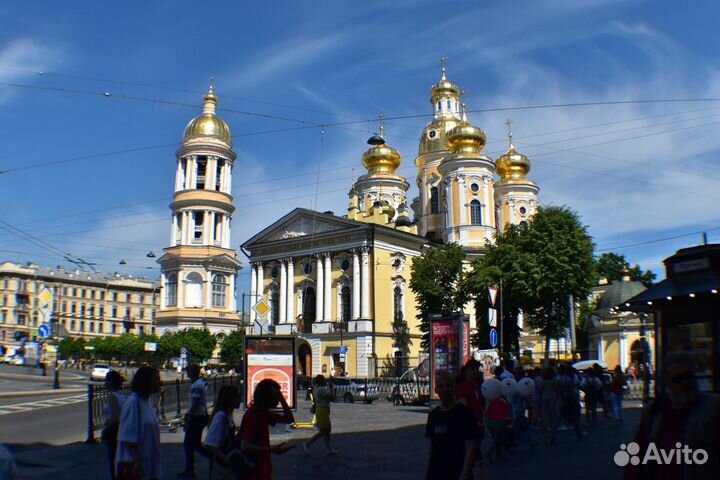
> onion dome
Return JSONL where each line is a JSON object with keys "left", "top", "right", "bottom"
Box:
{"left": 446, "top": 108, "right": 487, "bottom": 156}
{"left": 496, "top": 133, "right": 531, "bottom": 181}
{"left": 183, "top": 84, "right": 232, "bottom": 145}
{"left": 395, "top": 203, "right": 413, "bottom": 227}
{"left": 362, "top": 134, "right": 401, "bottom": 174}
{"left": 430, "top": 66, "right": 461, "bottom": 100}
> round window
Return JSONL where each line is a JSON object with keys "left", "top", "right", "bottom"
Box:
{"left": 303, "top": 263, "right": 313, "bottom": 275}
{"left": 270, "top": 268, "right": 279, "bottom": 278}
{"left": 519, "top": 206, "right": 527, "bottom": 215}
{"left": 340, "top": 259, "right": 350, "bottom": 271}
{"left": 427, "top": 129, "right": 439, "bottom": 140}
{"left": 470, "top": 183, "right": 480, "bottom": 193}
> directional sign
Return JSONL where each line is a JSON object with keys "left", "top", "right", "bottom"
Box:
{"left": 490, "top": 328, "right": 498, "bottom": 348}
{"left": 253, "top": 299, "right": 270, "bottom": 318}
{"left": 488, "top": 287, "right": 498, "bottom": 307}
{"left": 488, "top": 308, "right": 497, "bottom": 328}
{"left": 37, "top": 324, "right": 51, "bottom": 340}
{"left": 339, "top": 345, "right": 348, "bottom": 355}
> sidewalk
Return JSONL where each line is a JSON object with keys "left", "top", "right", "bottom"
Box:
{"left": 10, "top": 399, "right": 642, "bottom": 480}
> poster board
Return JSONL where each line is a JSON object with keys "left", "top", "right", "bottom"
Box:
{"left": 430, "top": 314, "right": 470, "bottom": 401}
{"left": 244, "top": 336, "right": 296, "bottom": 410}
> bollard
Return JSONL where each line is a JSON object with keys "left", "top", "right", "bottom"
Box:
{"left": 86, "top": 383, "right": 95, "bottom": 444}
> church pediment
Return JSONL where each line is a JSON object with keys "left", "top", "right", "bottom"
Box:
{"left": 244, "top": 208, "right": 365, "bottom": 247}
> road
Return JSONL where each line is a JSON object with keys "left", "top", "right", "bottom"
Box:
{"left": 0, "top": 395, "right": 88, "bottom": 445}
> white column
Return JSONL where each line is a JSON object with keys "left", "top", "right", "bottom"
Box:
{"left": 171, "top": 213, "right": 177, "bottom": 245}
{"left": 225, "top": 216, "right": 231, "bottom": 248}
{"left": 176, "top": 160, "right": 184, "bottom": 191}
{"left": 205, "top": 272, "right": 212, "bottom": 308}
{"left": 207, "top": 157, "right": 217, "bottom": 191}
{"left": 483, "top": 176, "right": 491, "bottom": 225}
{"left": 257, "top": 263, "right": 264, "bottom": 302}
{"left": 225, "top": 164, "right": 232, "bottom": 194}
{"left": 597, "top": 335, "right": 604, "bottom": 361}
{"left": 187, "top": 156, "right": 196, "bottom": 189}
{"left": 315, "top": 256, "right": 324, "bottom": 321}
{"left": 457, "top": 176, "right": 466, "bottom": 226}
{"left": 287, "top": 259, "right": 295, "bottom": 324}
{"left": 361, "top": 248, "right": 370, "bottom": 319}
{"left": 323, "top": 253, "right": 332, "bottom": 321}
{"left": 352, "top": 250, "right": 360, "bottom": 320}
{"left": 177, "top": 272, "right": 185, "bottom": 307}
{"left": 159, "top": 273, "right": 167, "bottom": 309}
{"left": 228, "top": 274, "right": 236, "bottom": 311}
{"left": 279, "top": 261, "right": 287, "bottom": 324}
{"left": 619, "top": 333, "right": 627, "bottom": 370}
{"left": 250, "top": 264, "right": 257, "bottom": 322}
{"left": 446, "top": 178, "right": 454, "bottom": 239}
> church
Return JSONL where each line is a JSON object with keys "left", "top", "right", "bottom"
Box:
{"left": 156, "top": 63, "right": 540, "bottom": 377}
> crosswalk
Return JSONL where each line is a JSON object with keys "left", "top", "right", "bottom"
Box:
{"left": 0, "top": 394, "right": 87, "bottom": 415}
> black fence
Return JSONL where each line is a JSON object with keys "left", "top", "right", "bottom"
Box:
{"left": 327, "top": 376, "right": 430, "bottom": 405}
{"left": 87, "top": 375, "right": 242, "bottom": 442}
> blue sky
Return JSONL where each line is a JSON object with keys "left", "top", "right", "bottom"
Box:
{"left": 1, "top": 0, "right": 719, "bottom": 292}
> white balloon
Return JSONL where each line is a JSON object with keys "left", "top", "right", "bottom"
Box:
{"left": 481, "top": 378, "right": 502, "bottom": 400}
{"left": 501, "top": 377, "right": 517, "bottom": 397}
{"left": 517, "top": 377, "right": 535, "bottom": 397}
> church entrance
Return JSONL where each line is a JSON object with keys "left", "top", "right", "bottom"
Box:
{"left": 298, "top": 342, "right": 312, "bottom": 378}
{"left": 301, "top": 286, "right": 316, "bottom": 333}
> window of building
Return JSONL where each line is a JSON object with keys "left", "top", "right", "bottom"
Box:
{"left": 270, "top": 289, "right": 279, "bottom": 325}
{"left": 111, "top": 324, "right": 116, "bottom": 334}
{"left": 447, "top": 100, "right": 452, "bottom": 109}
{"left": 2, "top": 296, "right": 6, "bottom": 306}
{"left": 139, "top": 309, "right": 144, "bottom": 320}
{"left": 99, "top": 291, "right": 105, "bottom": 301}
{"left": 470, "top": 200, "right": 482, "bottom": 225}
{"left": 394, "top": 286, "right": 403, "bottom": 321}
{"left": 302, "top": 262, "right": 312, "bottom": 275}
{"left": 185, "top": 272, "right": 204, "bottom": 308}
{"left": 1, "top": 331, "right": 4, "bottom": 341}
{"left": 71, "top": 303, "right": 77, "bottom": 314}
{"left": 89, "top": 322, "right": 94, "bottom": 332}
{"left": 33, "top": 298, "right": 38, "bottom": 307}
{"left": 32, "top": 312, "right": 38, "bottom": 326}
{"left": 215, "top": 160, "right": 222, "bottom": 191}
{"left": 193, "top": 211, "right": 204, "bottom": 243}
{"left": 80, "top": 289, "right": 85, "bottom": 298}
{"left": 519, "top": 206, "right": 527, "bottom": 215}
{"left": 340, "top": 259, "right": 350, "bottom": 272}
{"left": 113, "top": 292, "right": 118, "bottom": 302}
{"left": 196, "top": 157, "right": 207, "bottom": 189}
{"left": 98, "top": 323, "right": 103, "bottom": 333}
{"left": 125, "top": 308, "right": 131, "bottom": 320}
{"left": 112, "top": 307, "right": 118, "bottom": 318}
{"left": 80, "top": 321, "right": 85, "bottom": 332}
{"left": 212, "top": 274, "right": 227, "bottom": 308}
{"left": 71, "top": 288, "right": 77, "bottom": 297}
{"left": 80, "top": 305, "right": 85, "bottom": 317}
{"left": 88, "top": 306, "right": 94, "bottom": 317}
{"left": 18, "top": 314, "right": 26, "bottom": 325}
{"left": 62, "top": 302, "right": 67, "bottom": 312}
{"left": 340, "top": 286, "right": 351, "bottom": 322}
{"left": 1, "top": 311, "right": 6, "bottom": 323}
{"left": 139, "top": 295, "right": 145, "bottom": 304}
{"left": 70, "top": 320, "right": 76, "bottom": 331}
{"left": 470, "top": 183, "right": 480, "bottom": 193}
{"left": 139, "top": 326, "right": 144, "bottom": 336}
{"left": 99, "top": 307, "right": 104, "bottom": 318}
{"left": 166, "top": 274, "right": 178, "bottom": 306}
{"left": 430, "top": 186, "right": 439, "bottom": 214}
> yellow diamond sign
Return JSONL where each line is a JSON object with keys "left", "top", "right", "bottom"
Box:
{"left": 39, "top": 288, "right": 53, "bottom": 307}
{"left": 253, "top": 300, "right": 270, "bottom": 318}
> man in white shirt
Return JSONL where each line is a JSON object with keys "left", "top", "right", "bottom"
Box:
{"left": 177, "top": 364, "right": 211, "bottom": 478}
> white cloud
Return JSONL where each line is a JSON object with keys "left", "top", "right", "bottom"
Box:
{"left": 0, "top": 38, "right": 64, "bottom": 102}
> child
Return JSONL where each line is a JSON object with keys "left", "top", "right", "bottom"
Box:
{"left": 485, "top": 394, "right": 512, "bottom": 461}
{"left": 302, "top": 375, "right": 339, "bottom": 455}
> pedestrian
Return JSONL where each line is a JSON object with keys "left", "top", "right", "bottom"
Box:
{"left": 540, "top": 366, "right": 558, "bottom": 431}
{"left": 625, "top": 351, "right": 720, "bottom": 480}
{"left": 425, "top": 370, "right": 477, "bottom": 480}
{"left": 204, "top": 385, "right": 242, "bottom": 480}
{"left": 550, "top": 365, "right": 583, "bottom": 444}
{"left": 581, "top": 367, "right": 601, "bottom": 425}
{"left": 455, "top": 359, "right": 486, "bottom": 470}
{"left": 116, "top": 366, "right": 162, "bottom": 480}
{"left": 530, "top": 367, "right": 543, "bottom": 427}
{"left": 610, "top": 365, "right": 626, "bottom": 422}
{"left": 102, "top": 371, "right": 128, "bottom": 480}
{"left": 485, "top": 388, "right": 512, "bottom": 460}
{"left": 178, "top": 364, "right": 212, "bottom": 478}
{"left": 302, "top": 375, "right": 338, "bottom": 455}
{"left": 237, "top": 379, "right": 295, "bottom": 480}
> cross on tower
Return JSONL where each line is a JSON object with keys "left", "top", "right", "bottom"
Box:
{"left": 440, "top": 56, "right": 448, "bottom": 77}
{"left": 505, "top": 118, "right": 514, "bottom": 147}
{"left": 378, "top": 112, "right": 385, "bottom": 138}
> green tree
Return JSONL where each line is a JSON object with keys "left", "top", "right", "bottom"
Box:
{"left": 409, "top": 243, "right": 466, "bottom": 351}
{"left": 58, "top": 337, "right": 86, "bottom": 358}
{"left": 523, "top": 206, "right": 596, "bottom": 360}
{"left": 391, "top": 310, "right": 412, "bottom": 354}
{"left": 596, "top": 252, "right": 656, "bottom": 287}
{"left": 220, "top": 330, "right": 244, "bottom": 365}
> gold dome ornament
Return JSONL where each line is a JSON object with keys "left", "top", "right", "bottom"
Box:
{"left": 431, "top": 56, "right": 461, "bottom": 100}
{"left": 361, "top": 115, "right": 401, "bottom": 174}
{"left": 496, "top": 119, "right": 531, "bottom": 181}
{"left": 183, "top": 81, "right": 232, "bottom": 145}
{"left": 446, "top": 104, "right": 487, "bottom": 156}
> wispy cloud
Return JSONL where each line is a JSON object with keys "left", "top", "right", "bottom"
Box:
{"left": 0, "top": 38, "right": 63, "bottom": 102}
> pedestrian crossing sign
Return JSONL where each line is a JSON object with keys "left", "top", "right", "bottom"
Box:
{"left": 253, "top": 299, "right": 270, "bottom": 318}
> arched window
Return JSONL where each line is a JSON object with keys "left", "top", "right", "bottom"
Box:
{"left": 340, "top": 286, "right": 351, "bottom": 322}
{"left": 430, "top": 187, "right": 439, "bottom": 214}
{"left": 166, "top": 274, "right": 178, "bottom": 306}
{"left": 270, "top": 289, "right": 279, "bottom": 325}
{"left": 470, "top": 200, "right": 482, "bottom": 225}
{"left": 185, "top": 272, "right": 203, "bottom": 308}
{"left": 212, "top": 274, "right": 227, "bottom": 308}
{"left": 394, "top": 286, "right": 403, "bottom": 320}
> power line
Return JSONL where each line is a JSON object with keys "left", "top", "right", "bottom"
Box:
{"left": 597, "top": 226, "right": 720, "bottom": 252}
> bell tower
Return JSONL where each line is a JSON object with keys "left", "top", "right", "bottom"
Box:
{"left": 156, "top": 83, "right": 242, "bottom": 334}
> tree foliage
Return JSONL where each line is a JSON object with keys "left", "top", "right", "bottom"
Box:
{"left": 158, "top": 328, "right": 216, "bottom": 362}
{"left": 596, "top": 252, "right": 656, "bottom": 287}
{"left": 391, "top": 310, "right": 412, "bottom": 354}
{"left": 409, "top": 243, "right": 466, "bottom": 351}
{"left": 220, "top": 330, "right": 244, "bottom": 365}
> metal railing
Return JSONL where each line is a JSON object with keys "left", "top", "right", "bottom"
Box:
{"left": 86, "top": 375, "right": 242, "bottom": 443}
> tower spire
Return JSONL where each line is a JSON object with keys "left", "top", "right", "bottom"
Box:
{"left": 378, "top": 112, "right": 385, "bottom": 139}
{"left": 505, "top": 118, "right": 514, "bottom": 148}
{"left": 203, "top": 76, "right": 218, "bottom": 114}
{"left": 440, "top": 56, "right": 448, "bottom": 80}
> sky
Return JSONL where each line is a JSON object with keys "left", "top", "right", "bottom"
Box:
{"left": 0, "top": 0, "right": 719, "bottom": 294}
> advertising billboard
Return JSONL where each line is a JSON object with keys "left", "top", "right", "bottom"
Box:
{"left": 244, "top": 336, "right": 296, "bottom": 410}
{"left": 430, "top": 314, "right": 470, "bottom": 400}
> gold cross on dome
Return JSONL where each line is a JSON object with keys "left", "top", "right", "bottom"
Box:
{"left": 378, "top": 112, "right": 385, "bottom": 138}
{"left": 505, "top": 118, "right": 514, "bottom": 146}
{"left": 440, "top": 56, "right": 448, "bottom": 76}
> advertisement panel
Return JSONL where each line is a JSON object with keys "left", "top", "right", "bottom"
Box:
{"left": 244, "top": 336, "right": 296, "bottom": 409}
{"left": 430, "top": 314, "right": 471, "bottom": 400}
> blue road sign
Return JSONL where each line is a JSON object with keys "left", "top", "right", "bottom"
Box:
{"left": 339, "top": 345, "right": 348, "bottom": 355}
{"left": 38, "top": 324, "right": 51, "bottom": 339}
{"left": 489, "top": 328, "right": 498, "bottom": 348}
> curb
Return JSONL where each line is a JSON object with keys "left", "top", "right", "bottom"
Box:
{"left": 0, "top": 388, "right": 87, "bottom": 398}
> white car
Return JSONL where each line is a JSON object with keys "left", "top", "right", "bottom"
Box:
{"left": 91, "top": 364, "right": 111, "bottom": 381}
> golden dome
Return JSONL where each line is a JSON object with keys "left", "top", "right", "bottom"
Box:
{"left": 419, "top": 117, "right": 460, "bottom": 155}
{"left": 431, "top": 67, "right": 461, "bottom": 100}
{"left": 183, "top": 85, "right": 232, "bottom": 145}
{"left": 446, "top": 112, "right": 487, "bottom": 156}
{"left": 496, "top": 141, "right": 531, "bottom": 181}
{"left": 362, "top": 135, "right": 401, "bottom": 174}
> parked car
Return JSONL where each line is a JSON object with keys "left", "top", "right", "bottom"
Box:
{"left": 387, "top": 368, "right": 430, "bottom": 406}
{"left": 329, "top": 378, "right": 380, "bottom": 404}
{"left": 90, "top": 363, "right": 111, "bottom": 381}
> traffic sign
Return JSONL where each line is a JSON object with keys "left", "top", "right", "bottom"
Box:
{"left": 38, "top": 324, "right": 51, "bottom": 339}
{"left": 253, "top": 299, "right": 270, "bottom": 318}
{"left": 38, "top": 287, "right": 53, "bottom": 307}
{"left": 144, "top": 342, "right": 157, "bottom": 352}
{"left": 339, "top": 345, "right": 348, "bottom": 355}
{"left": 490, "top": 328, "right": 498, "bottom": 348}
{"left": 488, "top": 287, "right": 498, "bottom": 307}
{"left": 488, "top": 308, "right": 497, "bottom": 327}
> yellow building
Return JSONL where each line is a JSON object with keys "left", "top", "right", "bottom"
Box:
{"left": 0, "top": 261, "right": 159, "bottom": 347}
{"left": 156, "top": 85, "right": 242, "bottom": 334}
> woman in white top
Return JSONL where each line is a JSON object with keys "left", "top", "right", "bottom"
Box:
{"left": 116, "top": 366, "right": 162, "bottom": 480}
{"left": 204, "top": 385, "right": 241, "bottom": 480}
{"left": 102, "top": 370, "right": 127, "bottom": 480}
